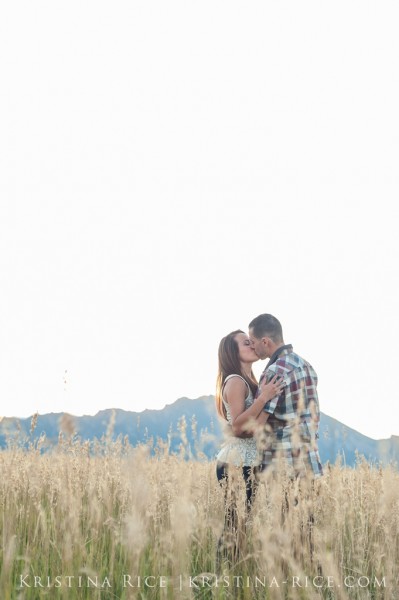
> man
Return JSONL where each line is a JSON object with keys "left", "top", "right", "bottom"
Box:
{"left": 248, "top": 313, "right": 323, "bottom": 478}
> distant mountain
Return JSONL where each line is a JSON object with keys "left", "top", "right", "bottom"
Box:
{"left": 1, "top": 396, "right": 398, "bottom": 467}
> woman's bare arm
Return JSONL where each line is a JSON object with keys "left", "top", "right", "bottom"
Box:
{"left": 225, "top": 375, "right": 284, "bottom": 437}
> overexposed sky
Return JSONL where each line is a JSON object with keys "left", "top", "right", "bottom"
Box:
{"left": 1, "top": 1, "right": 398, "bottom": 439}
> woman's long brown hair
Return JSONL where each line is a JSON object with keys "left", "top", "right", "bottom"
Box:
{"left": 216, "top": 330, "right": 258, "bottom": 420}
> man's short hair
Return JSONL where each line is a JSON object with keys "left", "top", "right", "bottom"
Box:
{"left": 249, "top": 314, "right": 284, "bottom": 342}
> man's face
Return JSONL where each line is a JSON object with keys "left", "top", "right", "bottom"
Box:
{"left": 248, "top": 328, "right": 269, "bottom": 360}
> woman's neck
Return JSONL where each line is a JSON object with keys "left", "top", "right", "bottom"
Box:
{"left": 240, "top": 364, "right": 253, "bottom": 379}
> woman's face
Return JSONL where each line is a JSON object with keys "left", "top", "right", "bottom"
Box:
{"left": 234, "top": 333, "right": 259, "bottom": 365}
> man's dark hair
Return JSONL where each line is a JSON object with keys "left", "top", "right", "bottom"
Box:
{"left": 249, "top": 314, "right": 284, "bottom": 343}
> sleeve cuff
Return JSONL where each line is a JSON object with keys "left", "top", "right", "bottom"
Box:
{"left": 263, "top": 400, "right": 277, "bottom": 414}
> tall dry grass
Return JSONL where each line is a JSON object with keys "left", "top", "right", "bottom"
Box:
{"left": 0, "top": 425, "right": 398, "bottom": 599}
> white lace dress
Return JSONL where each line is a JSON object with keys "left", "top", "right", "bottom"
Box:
{"left": 216, "top": 374, "right": 260, "bottom": 467}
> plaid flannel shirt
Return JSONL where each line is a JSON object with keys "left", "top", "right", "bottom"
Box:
{"left": 257, "top": 345, "right": 323, "bottom": 477}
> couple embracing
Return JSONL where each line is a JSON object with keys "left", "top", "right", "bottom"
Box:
{"left": 215, "top": 313, "right": 323, "bottom": 516}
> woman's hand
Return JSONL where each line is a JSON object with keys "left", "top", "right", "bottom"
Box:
{"left": 259, "top": 374, "right": 285, "bottom": 402}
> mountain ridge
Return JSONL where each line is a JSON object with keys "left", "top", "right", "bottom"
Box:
{"left": 1, "top": 396, "right": 398, "bottom": 467}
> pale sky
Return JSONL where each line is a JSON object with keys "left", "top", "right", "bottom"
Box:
{"left": 1, "top": 1, "right": 398, "bottom": 440}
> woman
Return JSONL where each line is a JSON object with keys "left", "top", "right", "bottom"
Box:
{"left": 216, "top": 329, "right": 284, "bottom": 494}
{"left": 215, "top": 330, "right": 283, "bottom": 562}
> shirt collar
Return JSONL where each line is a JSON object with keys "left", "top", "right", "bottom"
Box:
{"left": 266, "top": 344, "right": 293, "bottom": 369}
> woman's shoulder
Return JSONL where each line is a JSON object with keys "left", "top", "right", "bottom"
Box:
{"left": 222, "top": 375, "right": 250, "bottom": 399}
{"left": 223, "top": 374, "right": 249, "bottom": 387}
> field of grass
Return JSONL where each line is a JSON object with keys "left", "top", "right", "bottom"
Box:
{"left": 1, "top": 425, "right": 399, "bottom": 600}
